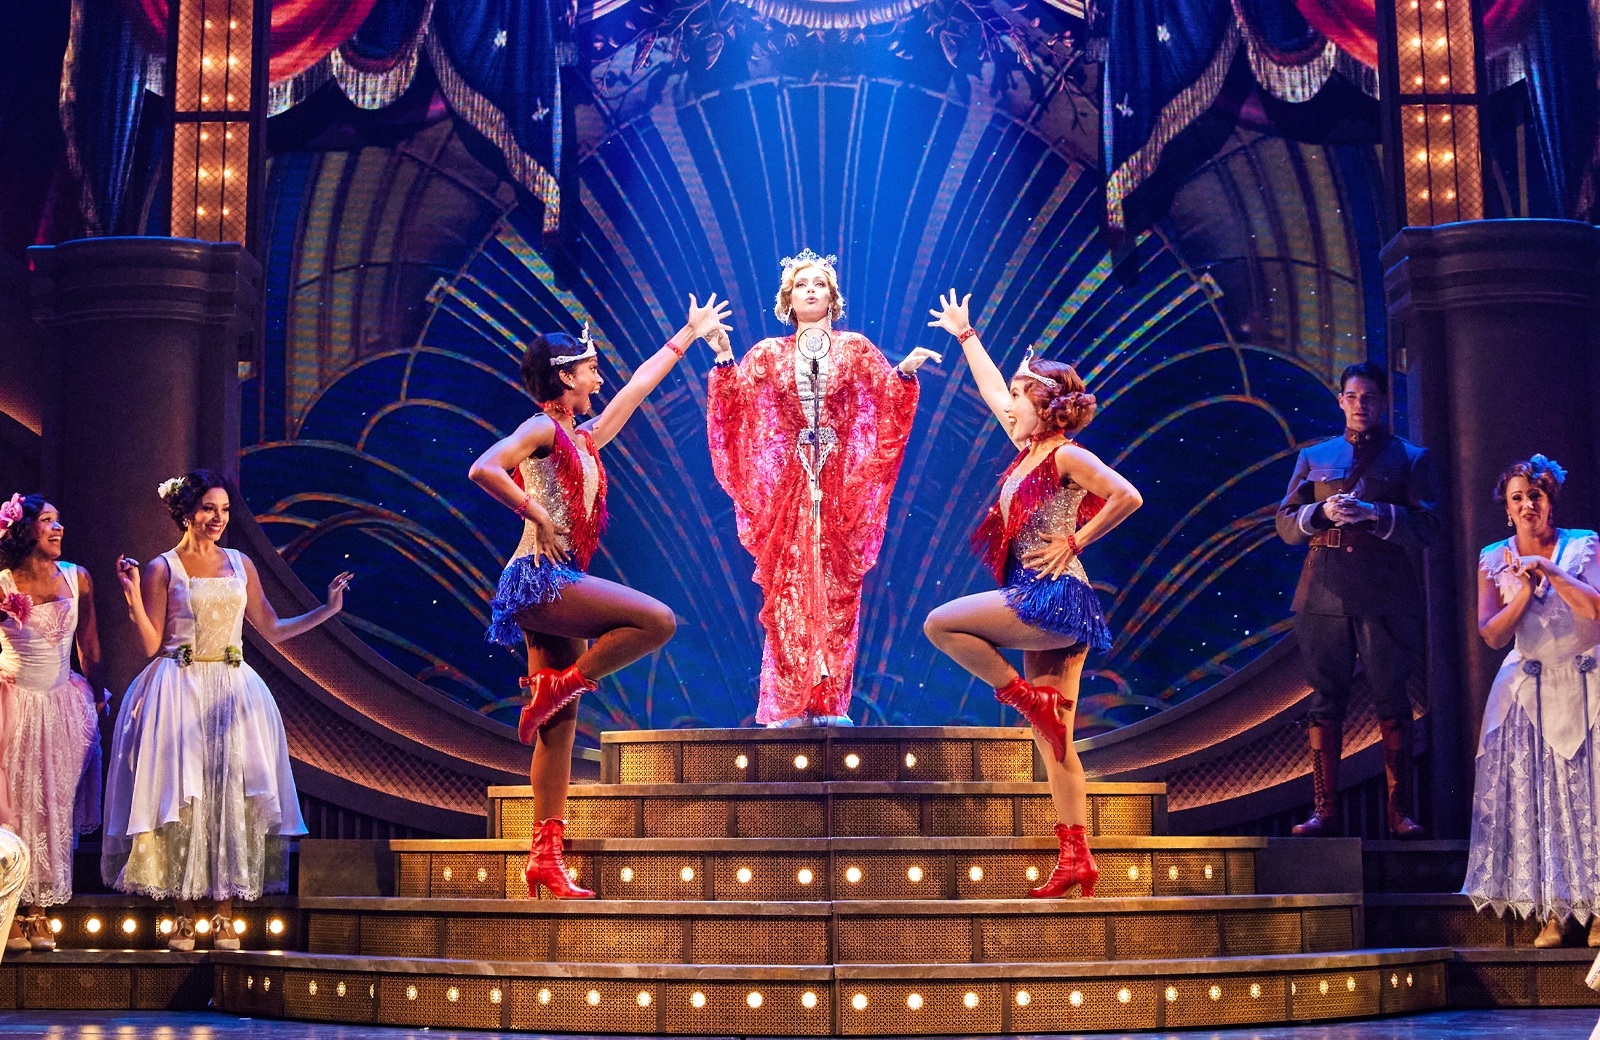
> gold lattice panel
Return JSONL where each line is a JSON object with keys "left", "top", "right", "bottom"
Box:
{"left": 836, "top": 915, "right": 972, "bottom": 963}
{"left": 1450, "top": 962, "right": 1530, "bottom": 1007}
{"left": 1089, "top": 852, "right": 1154, "bottom": 898}
{"left": 1380, "top": 963, "right": 1446, "bottom": 1013}
{"left": 397, "top": 853, "right": 430, "bottom": 896}
{"left": 1226, "top": 850, "right": 1256, "bottom": 894}
{"left": 643, "top": 799, "right": 728, "bottom": 838}
{"left": 834, "top": 852, "right": 947, "bottom": 900}
{"left": 661, "top": 980, "right": 831, "bottom": 1035}
{"left": 831, "top": 741, "right": 899, "bottom": 780}
{"left": 432, "top": 854, "right": 506, "bottom": 898}
{"left": 837, "top": 980, "right": 1004, "bottom": 1035}
{"left": 496, "top": 797, "right": 536, "bottom": 839}
{"left": 378, "top": 975, "right": 506, "bottom": 1028}
{"left": 1095, "top": 795, "right": 1154, "bottom": 836}
{"left": 1164, "top": 976, "right": 1286, "bottom": 1027}
{"left": 1114, "top": 913, "right": 1219, "bottom": 959}
{"left": 954, "top": 852, "right": 1059, "bottom": 899}
{"left": 360, "top": 915, "right": 441, "bottom": 957}
{"left": 1302, "top": 907, "right": 1354, "bottom": 952}
{"left": 1153, "top": 851, "right": 1226, "bottom": 896}
{"left": 757, "top": 742, "right": 825, "bottom": 782}
{"left": 711, "top": 854, "right": 830, "bottom": 900}
{"left": 134, "top": 965, "right": 211, "bottom": 1010}
{"left": 0, "top": 966, "right": 16, "bottom": 1009}
{"left": 929, "top": 796, "right": 1012, "bottom": 836}
{"left": 563, "top": 798, "right": 639, "bottom": 838}
{"left": 682, "top": 742, "right": 753, "bottom": 782}
{"left": 444, "top": 916, "right": 551, "bottom": 960}
{"left": 833, "top": 797, "right": 920, "bottom": 836}
{"left": 221, "top": 966, "right": 285, "bottom": 1017}
{"left": 307, "top": 913, "right": 360, "bottom": 955}
{"left": 689, "top": 916, "right": 830, "bottom": 964}
{"left": 593, "top": 854, "right": 707, "bottom": 899}
{"left": 1008, "top": 978, "right": 1159, "bottom": 1032}
{"left": 554, "top": 915, "right": 685, "bottom": 962}
{"left": 505, "top": 854, "right": 531, "bottom": 899}
{"left": 510, "top": 978, "right": 659, "bottom": 1033}
{"left": 1537, "top": 964, "right": 1600, "bottom": 1006}
{"left": 979, "top": 913, "right": 1106, "bottom": 962}
{"left": 1019, "top": 795, "right": 1057, "bottom": 834}
{"left": 904, "top": 741, "right": 973, "bottom": 781}
{"left": 284, "top": 972, "right": 379, "bottom": 1023}
{"left": 976, "top": 740, "right": 1034, "bottom": 780}
{"left": 619, "top": 744, "right": 677, "bottom": 783}
{"left": 735, "top": 798, "right": 828, "bottom": 837}
{"left": 1224, "top": 911, "right": 1301, "bottom": 956}
{"left": 1288, "top": 969, "right": 1379, "bottom": 1020}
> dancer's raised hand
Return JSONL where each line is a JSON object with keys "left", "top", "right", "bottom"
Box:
{"left": 116, "top": 556, "right": 142, "bottom": 598}
{"left": 1021, "top": 533, "right": 1079, "bottom": 579}
{"left": 897, "top": 347, "right": 943, "bottom": 376}
{"left": 927, "top": 289, "right": 974, "bottom": 338}
{"left": 325, "top": 571, "right": 355, "bottom": 613}
{"left": 686, "top": 293, "right": 733, "bottom": 342}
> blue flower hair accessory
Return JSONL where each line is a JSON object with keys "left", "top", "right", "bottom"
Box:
{"left": 1530, "top": 454, "right": 1568, "bottom": 485}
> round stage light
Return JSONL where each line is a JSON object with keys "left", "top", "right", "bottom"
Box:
{"left": 735, "top": 754, "right": 749, "bottom": 770}
{"left": 737, "top": 867, "right": 753, "bottom": 884}
{"left": 233, "top": 919, "right": 247, "bottom": 935}
{"left": 801, "top": 991, "right": 818, "bottom": 1009}
{"left": 968, "top": 866, "right": 983, "bottom": 882}
{"left": 1025, "top": 866, "right": 1039, "bottom": 881}
{"left": 193, "top": 918, "right": 210, "bottom": 935}
{"left": 797, "top": 868, "right": 814, "bottom": 885}
{"left": 637, "top": 991, "right": 652, "bottom": 1007}
{"left": 121, "top": 918, "right": 137, "bottom": 935}
{"left": 159, "top": 919, "right": 174, "bottom": 936}
{"left": 907, "top": 993, "right": 923, "bottom": 1010}
{"left": 1390, "top": 974, "right": 1400, "bottom": 988}
{"left": 906, "top": 866, "right": 923, "bottom": 883}
{"left": 267, "top": 918, "right": 285, "bottom": 936}
{"left": 680, "top": 866, "right": 695, "bottom": 882}
{"left": 406, "top": 986, "right": 418, "bottom": 1001}
{"left": 1166, "top": 986, "right": 1179, "bottom": 1003}
{"left": 851, "top": 993, "right": 868, "bottom": 1011}
{"left": 447, "top": 987, "right": 460, "bottom": 1002}
{"left": 1069, "top": 990, "right": 1083, "bottom": 1007}
{"left": 587, "top": 989, "right": 601, "bottom": 1005}
{"left": 844, "top": 754, "right": 860, "bottom": 769}
{"left": 1347, "top": 977, "right": 1356, "bottom": 992}
{"left": 1128, "top": 866, "right": 1140, "bottom": 881}
{"left": 620, "top": 867, "right": 635, "bottom": 883}
{"left": 690, "top": 991, "right": 706, "bottom": 1008}
{"left": 1117, "top": 988, "right": 1132, "bottom": 1004}
{"left": 1203, "top": 864, "right": 1214, "bottom": 879}
{"left": 48, "top": 919, "right": 62, "bottom": 934}
{"left": 1015, "top": 990, "right": 1031, "bottom": 1007}
{"left": 904, "top": 752, "right": 917, "bottom": 768}
{"left": 442, "top": 867, "right": 453, "bottom": 881}
{"left": 845, "top": 866, "right": 862, "bottom": 884}
{"left": 963, "top": 992, "right": 979, "bottom": 1009}
{"left": 538, "top": 988, "right": 552, "bottom": 1005}
{"left": 308, "top": 981, "right": 318, "bottom": 996}
{"left": 747, "top": 991, "right": 763, "bottom": 1008}
{"left": 490, "top": 988, "right": 502, "bottom": 1004}
{"left": 1319, "top": 980, "right": 1329, "bottom": 995}
{"left": 1250, "top": 983, "right": 1262, "bottom": 998}
{"left": 793, "top": 754, "right": 808, "bottom": 769}
{"left": 477, "top": 867, "right": 489, "bottom": 882}
{"left": 1209, "top": 985, "right": 1221, "bottom": 1001}
{"left": 337, "top": 982, "right": 347, "bottom": 997}
{"left": 1168, "top": 865, "right": 1179, "bottom": 880}
{"left": 1406, "top": 974, "right": 1414, "bottom": 987}
{"left": 85, "top": 917, "right": 102, "bottom": 934}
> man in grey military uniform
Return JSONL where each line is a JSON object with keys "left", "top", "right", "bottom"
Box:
{"left": 1276, "top": 362, "right": 1440, "bottom": 838}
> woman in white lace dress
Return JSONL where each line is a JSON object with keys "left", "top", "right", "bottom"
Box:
{"left": 102, "top": 471, "right": 352, "bottom": 951}
{"left": 0, "top": 494, "right": 104, "bottom": 951}
{"left": 1465, "top": 455, "right": 1600, "bottom": 948}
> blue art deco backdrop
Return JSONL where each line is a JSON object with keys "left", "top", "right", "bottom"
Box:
{"left": 239, "top": 66, "right": 1363, "bottom": 748}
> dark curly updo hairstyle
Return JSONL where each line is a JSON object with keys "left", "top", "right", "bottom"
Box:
{"left": 1015, "top": 357, "right": 1097, "bottom": 437}
{"left": 159, "top": 469, "right": 233, "bottom": 531}
{"left": 518, "top": 332, "right": 590, "bottom": 404}
{"left": 0, "top": 494, "right": 49, "bottom": 571}
{"left": 1493, "top": 454, "right": 1567, "bottom": 507}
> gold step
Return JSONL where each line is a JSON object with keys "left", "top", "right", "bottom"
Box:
{"left": 491, "top": 782, "right": 1168, "bottom": 839}
{"left": 1365, "top": 893, "right": 1546, "bottom": 949}
{"left": 390, "top": 835, "right": 1263, "bottom": 901}
{"left": 212, "top": 947, "right": 1450, "bottom": 1034}
{"left": 300, "top": 894, "right": 1361, "bottom": 966}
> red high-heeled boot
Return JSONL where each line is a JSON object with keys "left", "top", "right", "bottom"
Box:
{"left": 524, "top": 818, "right": 594, "bottom": 899}
{"left": 1029, "top": 823, "right": 1097, "bottom": 899}
{"left": 994, "top": 676, "right": 1069, "bottom": 762}
{"left": 518, "top": 665, "right": 596, "bottom": 744}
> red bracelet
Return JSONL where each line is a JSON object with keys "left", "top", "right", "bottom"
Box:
{"left": 514, "top": 494, "right": 533, "bottom": 519}
{"left": 1067, "top": 534, "right": 1080, "bottom": 556}
{"left": 665, "top": 339, "right": 686, "bottom": 359}
{"left": 957, "top": 328, "right": 979, "bottom": 344}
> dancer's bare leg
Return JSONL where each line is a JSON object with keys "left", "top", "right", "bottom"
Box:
{"left": 523, "top": 630, "right": 584, "bottom": 821}
{"left": 513, "top": 575, "right": 676, "bottom": 681}
{"left": 1025, "top": 647, "right": 1089, "bottom": 827}
{"left": 924, "top": 591, "right": 1075, "bottom": 686}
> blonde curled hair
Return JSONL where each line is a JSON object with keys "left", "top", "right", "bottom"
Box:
{"left": 773, "top": 262, "right": 845, "bottom": 326}
{"left": 1015, "top": 358, "right": 1096, "bottom": 436}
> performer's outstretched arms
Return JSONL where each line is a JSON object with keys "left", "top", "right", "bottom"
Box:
{"left": 469, "top": 418, "right": 568, "bottom": 565}
{"left": 929, "top": 289, "right": 1011, "bottom": 435}
{"left": 586, "top": 294, "right": 732, "bottom": 449}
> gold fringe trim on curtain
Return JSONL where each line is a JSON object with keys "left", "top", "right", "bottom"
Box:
{"left": 269, "top": 57, "right": 335, "bottom": 116}
{"left": 425, "top": 32, "right": 561, "bottom": 232}
{"left": 1232, "top": 0, "right": 1336, "bottom": 105}
{"left": 729, "top": 0, "right": 929, "bottom": 30}
{"left": 330, "top": 0, "right": 434, "bottom": 110}
{"left": 1105, "top": 21, "right": 1240, "bottom": 231}
{"left": 1334, "top": 47, "right": 1378, "bottom": 98}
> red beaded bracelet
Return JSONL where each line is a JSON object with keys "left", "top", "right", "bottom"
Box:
{"left": 515, "top": 494, "right": 533, "bottom": 519}
{"left": 666, "top": 339, "right": 686, "bottom": 359}
{"left": 957, "top": 328, "right": 979, "bottom": 344}
{"left": 1067, "top": 533, "right": 1081, "bottom": 556}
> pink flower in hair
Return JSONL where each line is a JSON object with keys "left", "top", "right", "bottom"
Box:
{"left": 1, "top": 592, "right": 32, "bottom": 627}
{"left": 0, "top": 493, "right": 22, "bottom": 533}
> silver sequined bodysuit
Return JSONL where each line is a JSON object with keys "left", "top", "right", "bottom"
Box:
{"left": 998, "top": 462, "right": 1092, "bottom": 586}
{"left": 511, "top": 448, "right": 600, "bottom": 566}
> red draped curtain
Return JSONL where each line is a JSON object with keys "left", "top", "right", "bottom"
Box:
{"left": 1293, "top": 0, "right": 1545, "bottom": 66}
{"left": 122, "top": 0, "right": 380, "bottom": 81}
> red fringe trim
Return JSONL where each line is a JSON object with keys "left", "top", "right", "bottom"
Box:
{"left": 971, "top": 453, "right": 1056, "bottom": 583}
{"left": 550, "top": 425, "right": 608, "bottom": 570}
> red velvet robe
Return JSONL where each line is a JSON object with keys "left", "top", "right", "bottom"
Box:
{"left": 707, "top": 332, "right": 919, "bottom": 723}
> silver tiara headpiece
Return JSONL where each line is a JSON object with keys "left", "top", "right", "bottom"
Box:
{"left": 781, "top": 248, "right": 838, "bottom": 275}
{"left": 1015, "top": 347, "right": 1060, "bottom": 392}
{"left": 550, "top": 322, "right": 598, "bottom": 366}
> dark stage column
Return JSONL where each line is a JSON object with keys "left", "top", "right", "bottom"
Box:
{"left": 1383, "top": 219, "right": 1600, "bottom": 839}
{"left": 28, "top": 237, "right": 262, "bottom": 696}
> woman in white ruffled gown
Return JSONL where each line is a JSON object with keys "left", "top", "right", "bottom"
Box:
{"left": 1465, "top": 455, "right": 1600, "bottom": 948}
{"left": 103, "top": 470, "right": 351, "bottom": 951}
{"left": 0, "top": 494, "right": 104, "bottom": 951}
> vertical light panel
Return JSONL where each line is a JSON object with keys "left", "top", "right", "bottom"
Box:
{"left": 1392, "top": 0, "right": 1482, "bottom": 225}
{"left": 171, "top": 0, "right": 254, "bottom": 243}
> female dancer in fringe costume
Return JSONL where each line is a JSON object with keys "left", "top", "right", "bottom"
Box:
{"left": 923, "top": 291, "right": 1142, "bottom": 899}
{"left": 106, "top": 471, "right": 351, "bottom": 950}
{"left": 470, "top": 297, "right": 730, "bottom": 899}
{"left": 0, "top": 494, "right": 104, "bottom": 951}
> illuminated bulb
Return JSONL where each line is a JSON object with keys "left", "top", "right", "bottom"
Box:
{"left": 1025, "top": 866, "right": 1039, "bottom": 881}
{"left": 844, "top": 753, "right": 860, "bottom": 769}
{"left": 268, "top": 919, "right": 285, "bottom": 936}
{"left": 202, "top": 57, "right": 213, "bottom": 68}
{"left": 1411, "top": 36, "right": 1421, "bottom": 46}
{"left": 963, "top": 992, "right": 979, "bottom": 1009}
{"left": 490, "top": 988, "right": 502, "bottom": 1004}
{"left": 230, "top": 19, "right": 237, "bottom": 27}
{"left": 793, "top": 755, "right": 808, "bottom": 769}
{"left": 1251, "top": 983, "right": 1261, "bottom": 998}
{"left": 1168, "top": 865, "right": 1179, "bottom": 880}
{"left": 226, "top": 94, "right": 234, "bottom": 103}
{"left": 196, "top": 207, "right": 206, "bottom": 216}
{"left": 49, "top": 919, "right": 61, "bottom": 934}
{"left": 801, "top": 990, "right": 818, "bottom": 1008}
{"left": 1129, "top": 866, "right": 1139, "bottom": 880}
{"left": 202, "top": 94, "right": 210, "bottom": 103}
{"left": 737, "top": 867, "right": 753, "bottom": 884}
{"left": 798, "top": 868, "right": 814, "bottom": 885}
{"left": 1439, "top": 76, "right": 1449, "bottom": 85}
{"left": 1442, "top": 152, "right": 1454, "bottom": 162}
{"left": 1117, "top": 988, "right": 1132, "bottom": 1004}
{"left": 1391, "top": 974, "right": 1400, "bottom": 988}
{"left": 568, "top": 866, "right": 580, "bottom": 881}
{"left": 846, "top": 866, "right": 863, "bottom": 884}
{"left": 337, "top": 982, "right": 347, "bottom": 997}
{"left": 538, "top": 988, "right": 552, "bottom": 1005}
{"left": 447, "top": 987, "right": 459, "bottom": 1002}
{"left": 907, "top": 993, "right": 924, "bottom": 1010}
{"left": 233, "top": 919, "right": 246, "bottom": 935}
{"left": 308, "top": 981, "right": 318, "bottom": 995}
{"left": 1416, "top": 150, "right": 1429, "bottom": 162}
{"left": 904, "top": 752, "right": 917, "bottom": 768}
{"left": 969, "top": 866, "right": 983, "bottom": 882}
{"left": 225, "top": 130, "right": 233, "bottom": 139}
{"left": 1319, "top": 980, "right": 1330, "bottom": 995}
{"left": 1442, "top": 113, "right": 1451, "bottom": 122}
{"left": 680, "top": 866, "right": 695, "bottom": 882}
{"left": 1446, "top": 190, "right": 1456, "bottom": 200}
{"left": 745, "top": 990, "right": 763, "bottom": 1009}
{"left": 1347, "top": 977, "right": 1356, "bottom": 992}
{"left": 159, "top": 919, "right": 174, "bottom": 936}
{"left": 406, "top": 985, "right": 418, "bottom": 1000}
{"left": 223, "top": 168, "right": 232, "bottom": 178}
{"left": 200, "top": 131, "right": 209, "bottom": 141}
{"left": 587, "top": 989, "right": 601, "bottom": 1005}
{"left": 199, "top": 169, "right": 209, "bottom": 180}
{"left": 122, "top": 918, "right": 137, "bottom": 934}
{"left": 907, "top": 866, "right": 923, "bottom": 883}
{"left": 1435, "top": 0, "right": 1442, "bottom": 8}
{"left": 1419, "top": 191, "right": 1430, "bottom": 200}
{"left": 690, "top": 991, "right": 706, "bottom": 1008}
{"left": 221, "top": 208, "right": 230, "bottom": 216}
{"left": 1015, "top": 990, "right": 1031, "bottom": 1007}
{"left": 1069, "top": 990, "right": 1083, "bottom": 1007}
{"left": 204, "top": 18, "right": 212, "bottom": 26}
{"left": 852, "top": 993, "right": 868, "bottom": 1011}
{"left": 1406, "top": 973, "right": 1414, "bottom": 986}
{"left": 442, "top": 867, "right": 453, "bottom": 881}
{"left": 228, "top": 55, "right": 238, "bottom": 66}
{"left": 1203, "top": 864, "right": 1213, "bottom": 880}
{"left": 1209, "top": 985, "right": 1221, "bottom": 1001}
{"left": 1166, "top": 986, "right": 1179, "bottom": 1002}
{"left": 620, "top": 867, "right": 635, "bottom": 883}
{"left": 637, "top": 991, "right": 652, "bottom": 1007}
{"left": 1436, "top": 37, "right": 1446, "bottom": 47}
{"left": 477, "top": 867, "right": 488, "bottom": 883}
{"left": 735, "top": 754, "right": 748, "bottom": 769}
{"left": 1414, "top": 76, "right": 1424, "bottom": 86}
{"left": 86, "top": 917, "right": 102, "bottom": 934}
{"left": 1416, "top": 114, "right": 1425, "bottom": 123}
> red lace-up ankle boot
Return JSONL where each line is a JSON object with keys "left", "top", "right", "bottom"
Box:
{"left": 1029, "top": 823, "right": 1097, "bottom": 899}
{"left": 524, "top": 818, "right": 595, "bottom": 899}
{"left": 518, "top": 665, "right": 596, "bottom": 744}
{"left": 994, "top": 676, "right": 1069, "bottom": 762}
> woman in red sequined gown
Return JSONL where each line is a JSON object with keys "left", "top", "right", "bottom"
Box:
{"left": 706, "top": 251, "right": 940, "bottom": 726}
{"left": 923, "top": 291, "right": 1142, "bottom": 899}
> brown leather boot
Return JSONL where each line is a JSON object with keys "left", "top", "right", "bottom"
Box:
{"left": 1379, "top": 717, "right": 1427, "bottom": 839}
{"left": 1291, "top": 720, "right": 1342, "bottom": 836}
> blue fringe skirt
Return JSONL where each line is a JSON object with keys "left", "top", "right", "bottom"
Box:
{"left": 486, "top": 554, "right": 584, "bottom": 647}
{"left": 1002, "top": 565, "right": 1112, "bottom": 652}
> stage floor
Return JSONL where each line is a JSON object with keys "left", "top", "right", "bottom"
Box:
{"left": 0, "top": 1008, "right": 1593, "bottom": 1039}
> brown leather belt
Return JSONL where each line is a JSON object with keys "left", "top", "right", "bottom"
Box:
{"left": 1310, "top": 527, "right": 1385, "bottom": 551}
